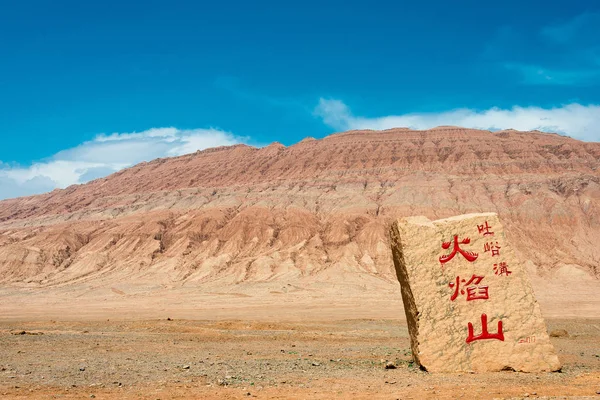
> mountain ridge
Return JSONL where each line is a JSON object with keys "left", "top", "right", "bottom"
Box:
{"left": 0, "top": 126, "right": 598, "bottom": 319}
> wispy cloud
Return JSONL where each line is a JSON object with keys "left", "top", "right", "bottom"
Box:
{"left": 214, "top": 76, "right": 312, "bottom": 114}
{"left": 504, "top": 63, "right": 600, "bottom": 86}
{"left": 314, "top": 98, "right": 600, "bottom": 142}
{"left": 487, "top": 12, "right": 600, "bottom": 85}
{"left": 0, "top": 127, "right": 244, "bottom": 200}
{"left": 541, "top": 12, "right": 600, "bottom": 46}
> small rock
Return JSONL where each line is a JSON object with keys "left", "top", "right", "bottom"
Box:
{"left": 385, "top": 361, "right": 397, "bottom": 369}
{"left": 549, "top": 329, "right": 569, "bottom": 338}
{"left": 524, "top": 393, "right": 529, "bottom": 397}
{"left": 167, "top": 317, "right": 172, "bottom": 321}
{"left": 182, "top": 365, "right": 190, "bottom": 370}
{"left": 90, "top": 395, "right": 96, "bottom": 399}
{"left": 79, "top": 367, "right": 86, "bottom": 372}
{"left": 312, "top": 362, "right": 320, "bottom": 366}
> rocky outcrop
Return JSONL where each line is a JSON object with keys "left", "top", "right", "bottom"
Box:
{"left": 390, "top": 213, "right": 560, "bottom": 372}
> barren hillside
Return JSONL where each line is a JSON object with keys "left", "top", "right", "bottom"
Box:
{"left": 1, "top": 127, "right": 599, "bottom": 319}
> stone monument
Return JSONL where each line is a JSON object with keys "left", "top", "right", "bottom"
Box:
{"left": 389, "top": 212, "right": 561, "bottom": 372}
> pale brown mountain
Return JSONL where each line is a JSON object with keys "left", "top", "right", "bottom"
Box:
{"left": 0, "top": 127, "right": 598, "bottom": 320}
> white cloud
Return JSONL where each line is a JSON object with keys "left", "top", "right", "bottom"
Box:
{"left": 0, "top": 127, "right": 243, "bottom": 200}
{"left": 314, "top": 98, "right": 600, "bottom": 142}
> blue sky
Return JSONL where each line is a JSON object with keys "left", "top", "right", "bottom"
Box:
{"left": 0, "top": 0, "right": 599, "bottom": 199}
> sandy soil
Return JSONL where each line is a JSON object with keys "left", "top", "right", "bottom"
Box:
{"left": 0, "top": 317, "right": 599, "bottom": 399}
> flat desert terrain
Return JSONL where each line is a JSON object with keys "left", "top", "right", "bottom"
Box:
{"left": 0, "top": 309, "right": 599, "bottom": 399}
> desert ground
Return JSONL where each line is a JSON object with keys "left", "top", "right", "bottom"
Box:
{"left": 1, "top": 129, "right": 599, "bottom": 398}
{"left": 1, "top": 303, "right": 599, "bottom": 399}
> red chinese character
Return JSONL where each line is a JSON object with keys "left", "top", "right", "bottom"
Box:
{"left": 466, "top": 314, "right": 504, "bottom": 344}
{"left": 477, "top": 221, "right": 494, "bottom": 236}
{"left": 484, "top": 241, "right": 501, "bottom": 257}
{"left": 449, "top": 275, "right": 489, "bottom": 301}
{"left": 439, "top": 235, "right": 479, "bottom": 264}
{"left": 493, "top": 262, "right": 512, "bottom": 276}
{"left": 518, "top": 336, "right": 536, "bottom": 344}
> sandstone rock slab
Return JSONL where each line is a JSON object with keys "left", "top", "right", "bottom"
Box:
{"left": 390, "top": 212, "right": 561, "bottom": 372}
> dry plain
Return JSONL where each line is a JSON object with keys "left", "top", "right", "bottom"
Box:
{"left": 1, "top": 128, "right": 600, "bottom": 398}
{"left": 0, "top": 298, "right": 599, "bottom": 399}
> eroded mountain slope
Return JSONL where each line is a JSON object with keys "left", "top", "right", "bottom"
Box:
{"left": 0, "top": 127, "right": 598, "bottom": 318}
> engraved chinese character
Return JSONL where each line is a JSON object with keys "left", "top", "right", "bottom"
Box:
{"left": 477, "top": 221, "right": 494, "bottom": 236}
{"left": 449, "top": 275, "right": 489, "bottom": 301}
{"left": 493, "top": 262, "right": 512, "bottom": 276}
{"left": 466, "top": 314, "right": 504, "bottom": 344}
{"left": 518, "top": 336, "right": 536, "bottom": 344}
{"left": 484, "top": 241, "right": 501, "bottom": 257}
{"left": 439, "top": 235, "right": 478, "bottom": 264}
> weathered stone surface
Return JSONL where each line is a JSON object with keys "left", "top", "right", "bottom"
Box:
{"left": 390, "top": 212, "right": 561, "bottom": 372}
